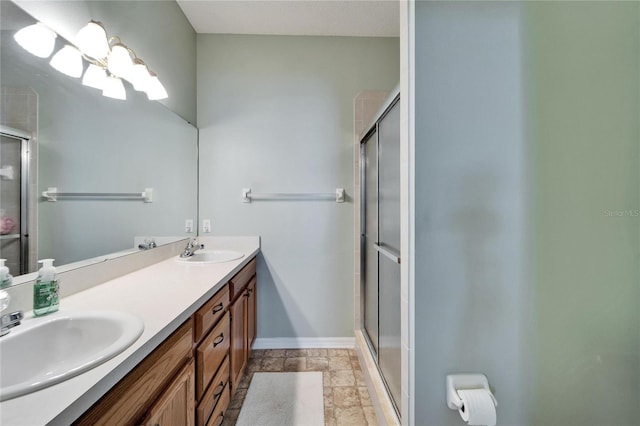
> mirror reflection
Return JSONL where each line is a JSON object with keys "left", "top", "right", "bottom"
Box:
{"left": 0, "top": 1, "right": 198, "bottom": 281}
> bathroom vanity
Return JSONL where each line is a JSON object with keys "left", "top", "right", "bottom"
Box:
{"left": 0, "top": 236, "right": 259, "bottom": 426}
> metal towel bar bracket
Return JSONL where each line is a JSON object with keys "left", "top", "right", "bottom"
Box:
{"left": 242, "top": 188, "right": 345, "bottom": 203}
{"left": 42, "top": 187, "right": 153, "bottom": 203}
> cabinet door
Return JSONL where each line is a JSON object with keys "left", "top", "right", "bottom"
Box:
{"left": 230, "top": 293, "right": 247, "bottom": 388}
{"left": 142, "top": 360, "right": 195, "bottom": 426}
{"left": 247, "top": 277, "right": 257, "bottom": 351}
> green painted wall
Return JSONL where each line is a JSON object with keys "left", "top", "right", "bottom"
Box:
{"left": 526, "top": 2, "right": 640, "bottom": 424}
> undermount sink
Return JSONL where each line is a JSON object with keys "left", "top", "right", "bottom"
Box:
{"left": 0, "top": 310, "right": 144, "bottom": 401}
{"left": 177, "top": 249, "right": 244, "bottom": 264}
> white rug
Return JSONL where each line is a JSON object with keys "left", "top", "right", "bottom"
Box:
{"left": 236, "top": 372, "right": 324, "bottom": 426}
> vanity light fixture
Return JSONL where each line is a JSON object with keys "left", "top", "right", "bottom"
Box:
{"left": 49, "top": 45, "right": 83, "bottom": 78}
{"left": 75, "top": 21, "right": 109, "bottom": 59}
{"left": 13, "top": 20, "right": 168, "bottom": 101}
{"left": 102, "top": 75, "right": 126, "bottom": 100}
{"left": 13, "top": 23, "right": 57, "bottom": 58}
{"left": 82, "top": 64, "right": 108, "bottom": 90}
{"left": 146, "top": 71, "right": 168, "bottom": 101}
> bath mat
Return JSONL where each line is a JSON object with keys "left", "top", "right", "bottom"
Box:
{"left": 235, "top": 372, "right": 324, "bottom": 426}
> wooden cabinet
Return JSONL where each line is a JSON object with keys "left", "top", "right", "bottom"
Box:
{"left": 247, "top": 277, "right": 257, "bottom": 349}
{"left": 75, "top": 320, "right": 194, "bottom": 426}
{"left": 230, "top": 260, "right": 257, "bottom": 389}
{"left": 76, "top": 256, "right": 257, "bottom": 426}
{"left": 142, "top": 360, "right": 195, "bottom": 426}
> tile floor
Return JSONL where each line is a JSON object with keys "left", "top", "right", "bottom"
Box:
{"left": 223, "top": 348, "right": 378, "bottom": 426}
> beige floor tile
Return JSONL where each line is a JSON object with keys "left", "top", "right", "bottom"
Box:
{"left": 358, "top": 386, "right": 372, "bottom": 406}
{"left": 332, "top": 387, "right": 360, "bottom": 408}
{"left": 307, "top": 356, "right": 329, "bottom": 371}
{"left": 324, "top": 386, "right": 334, "bottom": 408}
{"left": 246, "top": 358, "right": 262, "bottom": 372}
{"left": 264, "top": 349, "right": 286, "bottom": 357}
{"left": 307, "top": 348, "right": 328, "bottom": 357}
{"left": 228, "top": 388, "right": 247, "bottom": 410}
{"left": 335, "top": 406, "right": 367, "bottom": 426}
{"left": 236, "top": 371, "right": 253, "bottom": 389}
{"left": 283, "top": 357, "right": 306, "bottom": 371}
{"left": 329, "top": 357, "right": 353, "bottom": 371}
{"left": 363, "top": 406, "right": 378, "bottom": 426}
{"left": 351, "top": 360, "right": 362, "bottom": 371}
{"left": 330, "top": 370, "right": 356, "bottom": 387}
{"left": 261, "top": 357, "right": 285, "bottom": 371}
{"left": 285, "top": 349, "right": 307, "bottom": 357}
{"left": 354, "top": 369, "right": 366, "bottom": 386}
{"left": 325, "top": 407, "right": 337, "bottom": 426}
{"left": 250, "top": 349, "right": 266, "bottom": 358}
{"left": 222, "top": 408, "right": 240, "bottom": 425}
{"left": 328, "top": 349, "right": 350, "bottom": 357}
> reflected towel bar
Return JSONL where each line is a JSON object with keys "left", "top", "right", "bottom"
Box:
{"left": 242, "top": 188, "right": 345, "bottom": 203}
{"left": 42, "top": 187, "right": 153, "bottom": 203}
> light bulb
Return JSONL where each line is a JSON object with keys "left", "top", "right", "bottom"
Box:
{"left": 107, "top": 44, "right": 133, "bottom": 79}
{"left": 13, "top": 23, "right": 57, "bottom": 58}
{"left": 49, "top": 45, "right": 83, "bottom": 78}
{"left": 146, "top": 72, "right": 168, "bottom": 100}
{"left": 102, "top": 75, "right": 126, "bottom": 100}
{"left": 130, "top": 60, "right": 151, "bottom": 92}
{"left": 76, "top": 21, "right": 109, "bottom": 59}
{"left": 82, "top": 64, "right": 107, "bottom": 90}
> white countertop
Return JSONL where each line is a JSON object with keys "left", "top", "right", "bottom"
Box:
{"left": 0, "top": 236, "right": 260, "bottom": 426}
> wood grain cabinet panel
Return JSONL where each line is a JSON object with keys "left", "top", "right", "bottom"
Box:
{"left": 196, "top": 312, "right": 230, "bottom": 400}
{"left": 205, "top": 384, "right": 231, "bottom": 426}
{"left": 141, "top": 360, "right": 195, "bottom": 426}
{"left": 229, "top": 258, "right": 256, "bottom": 300}
{"left": 197, "top": 356, "right": 230, "bottom": 426}
{"left": 194, "top": 284, "right": 229, "bottom": 344}
{"left": 74, "top": 320, "right": 193, "bottom": 426}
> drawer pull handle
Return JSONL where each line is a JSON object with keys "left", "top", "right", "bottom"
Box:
{"left": 212, "top": 303, "right": 224, "bottom": 314}
{"left": 213, "top": 382, "right": 225, "bottom": 398}
{"left": 214, "top": 412, "right": 224, "bottom": 426}
{"left": 213, "top": 333, "right": 225, "bottom": 347}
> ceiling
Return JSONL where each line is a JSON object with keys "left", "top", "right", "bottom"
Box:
{"left": 176, "top": 0, "right": 399, "bottom": 37}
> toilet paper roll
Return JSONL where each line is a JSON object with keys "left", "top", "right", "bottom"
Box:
{"left": 457, "top": 389, "right": 497, "bottom": 426}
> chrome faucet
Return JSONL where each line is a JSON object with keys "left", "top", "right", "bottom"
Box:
{"left": 180, "top": 238, "right": 204, "bottom": 258}
{"left": 1, "top": 311, "right": 23, "bottom": 337}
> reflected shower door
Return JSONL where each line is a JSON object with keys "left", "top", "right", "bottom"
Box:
{"left": 0, "top": 132, "right": 29, "bottom": 275}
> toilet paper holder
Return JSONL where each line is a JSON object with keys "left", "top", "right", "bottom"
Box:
{"left": 446, "top": 374, "right": 497, "bottom": 410}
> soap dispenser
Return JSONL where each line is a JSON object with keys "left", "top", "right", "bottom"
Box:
{"left": 33, "top": 259, "right": 59, "bottom": 316}
{"left": 0, "top": 259, "right": 12, "bottom": 289}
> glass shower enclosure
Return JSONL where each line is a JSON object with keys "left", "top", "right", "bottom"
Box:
{"left": 0, "top": 127, "right": 30, "bottom": 275}
{"left": 360, "top": 93, "right": 401, "bottom": 417}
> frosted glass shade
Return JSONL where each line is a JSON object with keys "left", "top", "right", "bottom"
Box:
{"left": 82, "top": 64, "right": 107, "bottom": 90}
{"left": 49, "top": 45, "right": 83, "bottom": 78}
{"left": 107, "top": 44, "right": 133, "bottom": 79}
{"left": 102, "top": 75, "right": 126, "bottom": 100}
{"left": 14, "top": 23, "right": 57, "bottom": 58}
{"left": 130, "top": 61, "right": 151, "bottom": 92}
{"left": 146, "top": 74, "right": 168, "bottom": 100}
{"left": 76, "top": 21, "right": 109, "bottom": 59}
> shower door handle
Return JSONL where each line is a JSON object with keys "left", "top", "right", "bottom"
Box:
{"left": 373, "top": 243, "right": 401, "bottom": 264}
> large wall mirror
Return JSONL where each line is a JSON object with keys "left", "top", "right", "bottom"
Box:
{"left": 0, "top": 1, "right": 198, "bottom": 282}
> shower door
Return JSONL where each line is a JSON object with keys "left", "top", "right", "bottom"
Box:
{"left": 361, "top": 95, "right": 401, "bottom": 416}
{"left": 0, "top": 129, "right": 30, "bottom": 275}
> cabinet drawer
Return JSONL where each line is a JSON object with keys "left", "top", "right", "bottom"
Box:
{"left": 205, "top": 384, "right": 231, "bottom": 426}
{"left": 230, "top": 258, "right": 256, "bottom": 301}
{"left": 194, "top": 284, "right": 229, "bottom": 343}
{"left": 196, "top": 356, "right": 230, "bottom": 426}
{"left": 196, "top": 312, "right": 230, "bottom": 400}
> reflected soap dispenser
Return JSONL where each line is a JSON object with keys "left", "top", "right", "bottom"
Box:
{"left": 33, "top": 259, "right": 59, "bottom": 316}
{"left": 0, "top": 259, "right": 12, "bottom": 289}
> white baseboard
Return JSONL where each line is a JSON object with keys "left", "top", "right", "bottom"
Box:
{"left": 253, "top": 337, "right": 355, "bottom": 349}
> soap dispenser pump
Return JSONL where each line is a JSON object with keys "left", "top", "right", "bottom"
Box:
{"left": 0, "top": 259, "right": 12, "bottom": 289}
{"left": 33, "top": 259, "right": 59, "bottom": 316}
